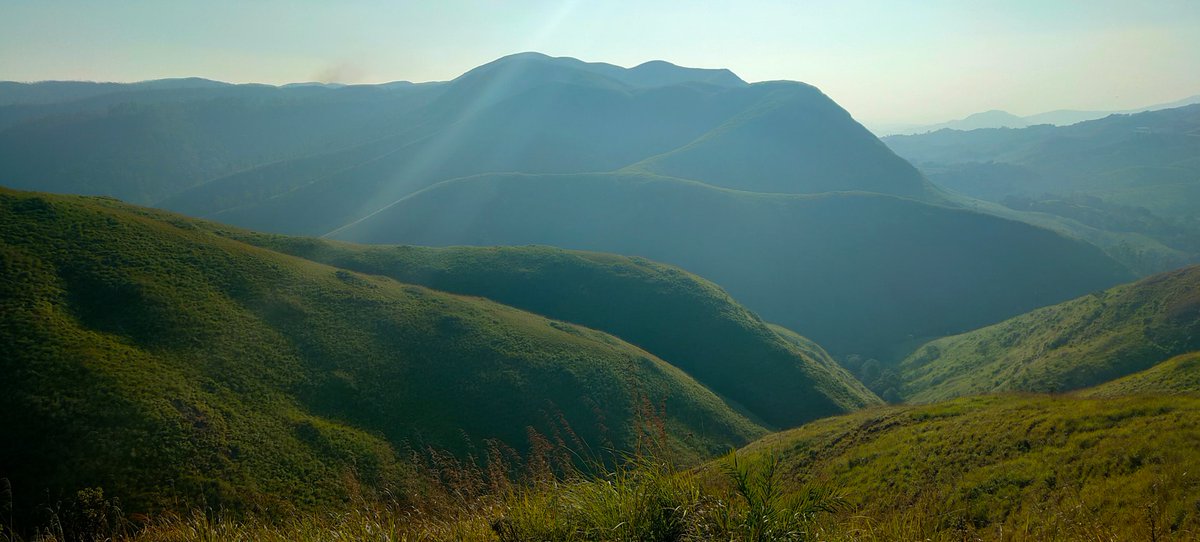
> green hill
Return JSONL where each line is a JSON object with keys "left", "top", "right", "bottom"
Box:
{"left": 0, "top": 187, "right": 767, "bottom": 515}
{"left": 901, "top": 265, "right": 1200, "bottom": 402}
{"left": 1082, "top": 351, "right": 1200, "bottom": 397}
{"left": 216, "top": 236, "right": 880, "bottom": 427}
{"left": 734, "top": 394, "right": 1200, "bottom": 539}
{"left": 328, "top": 171, "right": 1132, "bottom": 361}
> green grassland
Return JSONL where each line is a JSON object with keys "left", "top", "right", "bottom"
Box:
{"left": 736, "top": 394, "right": 1200, "bottom": 540}
{"left": 15, "top": 395, "right": 1200, "bottom": 541}
{"left": 216, "top": 236, "right": 880, "bottom": 428}
{"left": 901, "top": 264, "right": 1200, "bottom": 402}
{"left": 1082, "top": 351, "right": 1200, "bottom": 398}
{"left": 0, "top": 187, "right": 771, "bottom": 517}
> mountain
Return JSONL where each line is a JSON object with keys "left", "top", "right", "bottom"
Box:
{"left": 900, "top": 265, "right": 1200, "bottom": 402}
{"left": 0, "top": 187, "right": 770, "bottom": 514}
{"left": 326, "top": 171, "right": 1133, "bottom": 361}
{"left": 873, "top": 93, "right": 1200, "bottom": 135}
{"left": 884, "top": 104, "right": 1200, "bottom": 274}
{"left": 625, "top": 81, "right": 941, "bottom": 199}
{"left": 1082, "top": 351, "right": 1200, "bottom": 397}
{"left": 733, "top": 394, "right": 1200, "bottom": 538}
{"left": 226, "top": 236, "right": 880, "bottom": 427}
{"left": 0, "top": 53, "right": 1136, "bottom": 362}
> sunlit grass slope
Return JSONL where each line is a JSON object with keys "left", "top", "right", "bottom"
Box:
{"left": 736, "top": 394, "right": 1200, "bottom": 540}
{"left": 1082, "top": 351, "right": 1200, "bottom": 398}
{"left": 0, "top": 187, "right": 765, "bottom": 515}
{"left": 901, "top": 265, "right": 1200, "bottom": 402}
{"left": 226, "top": 237, "right": 880, "bottom": 428}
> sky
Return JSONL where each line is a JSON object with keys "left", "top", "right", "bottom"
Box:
{"left": 1, "top": 0, "right": 1198, "bottom": 125}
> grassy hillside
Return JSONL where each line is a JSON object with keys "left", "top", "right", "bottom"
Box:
{"left": 62, "top": 395, "right": 1200, "bottom": 541}
{"left": 901, "top": 265, "right": 1200, "bottom": 402}
{"left": 212, "top": 237, "right": 880, "bottom": 428}
{"left": 1082, "top": 351, "right": 1200, "bottom": 398}
{"left": 736, "top": 394, "right": 1200, "bottom": 540}
{"left": 329, "top": 171, "right": 1132, "bottom": 361}
{"left": 0, "top": 187, "right": 766, "bottom": 516}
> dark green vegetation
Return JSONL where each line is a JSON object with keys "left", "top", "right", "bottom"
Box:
{"left": 224, "top": 236, "right": 880, "bottom": 427}
{"left": 885, "top": 104, "right": 1200, "bottom": 273}
{"left": 2, "top": 53, "right": 1139, "bottom": 361}
{"left": 0, "top": 187, "right": 793, "bottom": 516}
{"left": 901, "top": 264, "right": 1200, "bottom": 402}
{"left": 329, "top": 171, "right": 1131, "bottom": 360}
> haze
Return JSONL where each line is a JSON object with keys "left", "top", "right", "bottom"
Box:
{"left": 1, "top": 0, "right": 1198, "bottom": 125}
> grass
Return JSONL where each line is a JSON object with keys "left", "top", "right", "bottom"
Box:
{"left": 220, "top": 235, "right": 880, "bottom": 427}
{"left": 0, "top": 187, "right": 766, "bottom": 519}
{"left": 901, "top": 264, "right": 1200, "bottom": 402}
{"left": 6, "top": 394, "right": 1199, "bottom": 541}
{"left": 1082, "top": 351, "right": 1200, "bottom": 397}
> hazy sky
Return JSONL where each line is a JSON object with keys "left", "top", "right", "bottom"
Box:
{"left": 2, "top": 0, "right": 1198, "bottom": 124}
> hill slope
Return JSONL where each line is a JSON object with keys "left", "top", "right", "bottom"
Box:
{"left": 222, "top": 237, "right": 880, "bottom": 427}
{"left": 1082, "top": 351, "right": 1200, "bottom": 398}
{"left": 901, "top": 265, "right": 1200, "bottom": 402}
{"left": 329, "top": 172, "right": 1133, "bottom": 361}
{"left": 0, "top": 187, "right": 766, "bottom": 514}
{"left": 734, "top": 394, "right": 1200, "bottom": 539}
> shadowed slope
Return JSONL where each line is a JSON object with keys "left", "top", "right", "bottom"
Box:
{"left": 329, "top": 172, "right": 1132, "bottom": 361}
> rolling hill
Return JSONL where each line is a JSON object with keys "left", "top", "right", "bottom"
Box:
{"left": 900, "top": 264, "right": 1200, "bottom": 402}
{"left": 215, "top": 236, "right": 880, "bottom": 427}
{"left": 327, "top": 171, "right": 1133, "bottom": 361}
{"left": 0, "top": 53, "right": 1140, "bottom": 363}
{"left": 1082, "top": 351, "right": 1200, "bottom": 397}
{"left": 0, "top": 187, "right": 772, "bottom": 514}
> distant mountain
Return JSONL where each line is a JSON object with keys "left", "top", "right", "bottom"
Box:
{"left": 0, "top": 53, "right": 1136, "bottom": 362}
{"left": 884, "top": 104, "right": 1200, "bottom": 274}
{"left": 0, "top": 77, "right": 232, "bottom": 105}
{"left": 900, "top": 264, "right": 1200, "bottom": 402}
{"left": 872, "top": 93, "right": 1200, "bottom": 135}
{"left": 0, "top": 187, "right": 771, "bottom": 513}
{"left": 326, "top": 171, "right": 1132, "bottom": 361}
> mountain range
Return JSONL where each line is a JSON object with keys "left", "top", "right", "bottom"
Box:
{"left": 870, "top": 93, "right": 1200, "bottom": 136}
{"left": 885, "top": 104, "right": 1200, "bottom": 274}
{"left": 0, "top": 52, "right": 1137, "bottom": 361}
